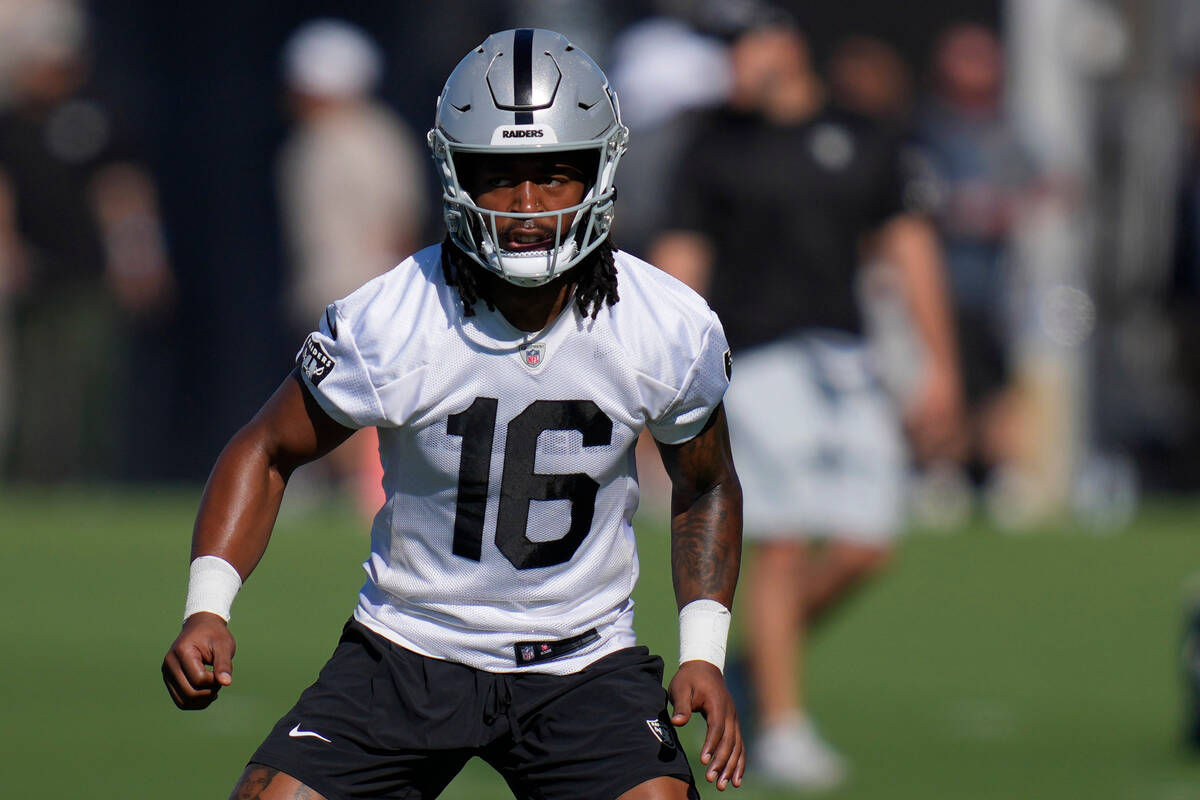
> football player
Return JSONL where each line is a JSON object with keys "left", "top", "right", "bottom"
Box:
{"left": 162, "top": 29, "right": 744, "bottom": 799}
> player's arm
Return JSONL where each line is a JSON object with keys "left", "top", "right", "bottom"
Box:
{"left": 162, "top": 369, "right": 354, "bottom": 710}
{"left": 877, "top": 212, "right": 965, "bottom": 461}
{"left": 655, "top": 403, "right": 744, "bottom": 790}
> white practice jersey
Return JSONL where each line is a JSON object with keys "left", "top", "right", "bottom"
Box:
{"left": 297, "top": 244, "right": 730, "bottom": 674}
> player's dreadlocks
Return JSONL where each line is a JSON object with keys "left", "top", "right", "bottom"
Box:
{"left": 440, "top": 234, "right": 620, "bottom": 320}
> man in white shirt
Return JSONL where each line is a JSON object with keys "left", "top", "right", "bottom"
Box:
{"left": 163, "top": 28, "right": 744, "bottom": 800}
{"left": 277, "top": 19, "right": 429, "bottom": 515}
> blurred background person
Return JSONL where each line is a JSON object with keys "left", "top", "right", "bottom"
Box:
{"left": 277, "top": 18, "right": 428, "bottom": 515}
{"left": 607, "top": 7, "right": 733, "bottom": 512}
{"left": 0, "top": 158, "right": 22, "bottom": 469}
{"left": 607, "top": 13, "right": 730, "bottom": 258}
{"left": 650, "top": 9, "right": 962, "bottom": 789}
{"left": 607, "top": 8, "right": 731, "bottom": 260}
{"left": 827, "top": 33, "right": 914, "bottom": 131}
{"left": 908, "top": 22, "right": 1038, "bottom": 515}
{"left": 1167, "top": 65, "right": 1200, "bottom": 492}
{"left": 825, "top": 30, "right": 979, "bottom": 528}
{"left": 0, "top": 0, "right": 173, "bottom": 482}
{"left": 825, "top": 33, "right": 949, "bottom": 511}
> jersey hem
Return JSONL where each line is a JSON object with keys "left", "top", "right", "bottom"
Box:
{"left": 352, "top": 605, "right": 636, "bottom": 675}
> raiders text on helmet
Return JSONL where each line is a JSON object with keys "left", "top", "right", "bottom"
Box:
{"left": 428, "top": 28, "right": 628, "bottom": 286}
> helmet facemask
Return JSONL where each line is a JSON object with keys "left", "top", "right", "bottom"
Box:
{"left": 431, "top": 138, "right": 624, "bottom": 286}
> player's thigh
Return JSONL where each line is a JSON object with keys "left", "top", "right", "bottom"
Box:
{"left": 249, "top": 620, "right": 476, "bottom": 799}
{"left": 499, "top": 647, "right": 699, "bottom": 800}
{"left": 230, "top": 763, "right": 328, "bottom": 800}
{"left": 617, "top": 775, "right": 694, "bottom": 800}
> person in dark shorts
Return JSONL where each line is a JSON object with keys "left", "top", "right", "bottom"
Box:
{"left": 161, "top": 28, "right": 744, "bottom": 799}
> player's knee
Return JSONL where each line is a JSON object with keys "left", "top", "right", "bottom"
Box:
{"left": 752, "top": 540, "right": 807, "bottom": 574}
{"left": 832, "top": 541, "right": 892, "bottom": 580}
{"left": 616, "top": 775, "right": 694, "bottom": 800}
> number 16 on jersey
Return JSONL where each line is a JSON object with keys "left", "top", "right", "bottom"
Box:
{"left": 447, "top": 397, "right": 614, "bottom": 570}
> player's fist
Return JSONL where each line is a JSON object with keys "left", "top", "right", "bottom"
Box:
{"left": 161, "top": 612, "right": 237, "bottom": 710}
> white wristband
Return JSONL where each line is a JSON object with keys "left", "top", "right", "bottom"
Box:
{"left": 678, "top": 598, "right": 731, "bottom": 672}
{"left": 184, "top": 555, "right": 243, "bottom": 622}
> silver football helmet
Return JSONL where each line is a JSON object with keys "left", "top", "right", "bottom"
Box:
{"left": 428, "top": 28, "right": 629, "bottom": 286}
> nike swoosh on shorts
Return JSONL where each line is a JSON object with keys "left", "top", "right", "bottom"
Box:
{"left": 288, "top": 723, "right": 331, "bottom": 743}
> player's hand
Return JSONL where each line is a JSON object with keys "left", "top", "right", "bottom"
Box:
{"left": 667, "top": 660, "right": 745, "bottom": 790}
{"left": 161, "top": 612, "right": 236, "bottom": 710}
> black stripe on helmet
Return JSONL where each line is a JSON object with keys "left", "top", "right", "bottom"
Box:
{"left": 513, "top": 28, "right": 534, "bottom": 124}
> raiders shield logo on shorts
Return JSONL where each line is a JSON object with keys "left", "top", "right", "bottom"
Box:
{"left": 645, "top": 718, "right": 676, "bottom": 749}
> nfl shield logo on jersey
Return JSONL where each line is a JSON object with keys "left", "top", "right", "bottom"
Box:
{"left": 522, "top": 342, "right": 546, "bottom": 368}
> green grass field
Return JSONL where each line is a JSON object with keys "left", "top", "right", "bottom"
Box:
{"left": 4, "top": 486, "right": 1200, "bottom": 798}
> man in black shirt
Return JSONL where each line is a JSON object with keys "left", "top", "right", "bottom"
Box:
{"left": 651, "top": 17, "right": 962, "bottom": 789}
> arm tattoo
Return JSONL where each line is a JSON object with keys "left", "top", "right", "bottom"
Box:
{"left": 672, "top": 484, "right": 740, "bottom": 602}
{"left": 661, "top": 405, "right": 743, "bottom": 607}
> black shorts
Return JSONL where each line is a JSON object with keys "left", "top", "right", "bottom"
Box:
{"left": 250, "top": 620, "right": 699, "bottom": 800}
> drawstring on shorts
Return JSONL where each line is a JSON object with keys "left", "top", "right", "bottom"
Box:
{"left": 483, "top": 676, "right": 521, "bottom": 743}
